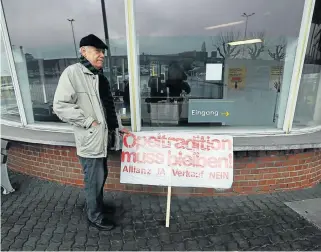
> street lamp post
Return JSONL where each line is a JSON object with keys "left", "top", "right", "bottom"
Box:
{"left": 241, "top": 12, "right": 255, "bottom": 56}
{"left": 100, "top": 0, "right": 114, "bottom": 84}
{"left": 241, "top": 12, "right": 255, "bottom": 39}
{"left": 67, "top": 18, "right": 78, "bottom": 59}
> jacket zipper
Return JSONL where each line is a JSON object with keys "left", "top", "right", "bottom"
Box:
{"left": 93, "top": 75, "right": 107, "bottom": 156}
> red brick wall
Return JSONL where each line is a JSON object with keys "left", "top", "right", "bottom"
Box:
{"left": 7, "top": 141, "right": 321, "bottom": 196}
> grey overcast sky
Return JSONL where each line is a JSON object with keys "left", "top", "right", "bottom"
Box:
{"left": 2, "top": 0, "right": 305, "bottom": 59}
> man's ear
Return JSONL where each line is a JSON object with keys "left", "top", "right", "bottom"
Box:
{"left": 80, "top": 46, "right": 87, "bottom": 57}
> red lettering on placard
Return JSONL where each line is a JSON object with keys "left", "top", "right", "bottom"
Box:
{"left": 168, "top": 150, "right": 232, "bottom": 168}
{"left": 157, "top": 168, "right": 165, "bottom": 176}
{"left": 122, "top": 165, "right": 151, "bottom": 175}
{"left": 122, "top": 134, "right": 233, "bottom": 170}
{"left": 172, "top": 169, "right": 204, "bottom": 178}
{"left": 121, "top": 150, "right": 232, "bottom": 168}
{"left": 123, "top": 134, "right": 232, "bottom": 152}
{"left": 209, "top": 172, "right": 229, "bottom": 179}
{"left": 121, "top": 133, "right": 233, "bottom": 188}
{"left": 121, "top": 152, "right": 164, "bottom": 164}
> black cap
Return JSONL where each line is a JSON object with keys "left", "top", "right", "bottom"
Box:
{"left": 79, "top": 34, "right": 108, "bottom": 49}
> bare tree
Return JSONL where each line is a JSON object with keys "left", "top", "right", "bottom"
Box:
{"left": 308, "top": 0, "right": 321, "bottom": 61}
{"left": 247, "top": 32, "right": 265, "bottom": 59}
{"left": 211, "top": 31, "right": 242, "bottom": 59}
{"left": 268, "top": 37, "right": 286, "bottom": 61}
{"left": 304, "top": 0, "right": 321, "bottom": 63}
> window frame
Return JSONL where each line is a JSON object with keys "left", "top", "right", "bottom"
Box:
{"left": 283, "top": 0, "right": 316, "bottom": 133}
{"left": 0, "top": 1, "right": 26, "bottom": 126}
{"left": 124, "top": 0, "right": 317, "bottom": 134}
{"left": 1, "top": 0, "right": 319, "bottom": 136}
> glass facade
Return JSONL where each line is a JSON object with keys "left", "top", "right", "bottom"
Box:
{"left": 135, "top": 0, "right": 305, "bottom": 127}
{"left": 294, "top": 0, "right": 321, "bottom": 128}
{"left": 2, "top": 0, "right": 130, "bottom": 125}
{"left": 1, "top": 0, "right": 319, "bottom": 134}
{"left": 0, "top": 32, "right": 20, "bottom": 122}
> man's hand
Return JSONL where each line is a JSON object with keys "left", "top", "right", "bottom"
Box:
{"left": 91, "top": 121, "right": 99, "bottom": 127}
{"left": 119, "top": 128, "right": 130, "bottom": 135}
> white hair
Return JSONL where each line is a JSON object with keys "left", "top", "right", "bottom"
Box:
{"left": 79, "top": 46, "right": 89, "bottom": 55}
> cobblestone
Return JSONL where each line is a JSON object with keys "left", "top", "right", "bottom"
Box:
{"left": 2, "top": 171, "right": 321, "bottom": 251}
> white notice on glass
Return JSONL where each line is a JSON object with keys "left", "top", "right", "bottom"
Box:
{"left": 205, "top": 63, "right": 223, "bottom": 81}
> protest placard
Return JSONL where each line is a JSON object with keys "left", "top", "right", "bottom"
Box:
{"left": 120, "top": 132, "right": 233, "bottom": 227}
{"left": 121, "top": 132, "right": 233, "bottom": 188}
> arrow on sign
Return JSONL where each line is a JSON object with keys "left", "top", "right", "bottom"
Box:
{"left": 221, "top": 111, "right": 230, "bottom": 117}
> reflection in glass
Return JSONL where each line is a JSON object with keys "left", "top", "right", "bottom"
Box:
{"left": 2, "top": 0, "right": 130, "bottom": 125}
{"left": 135, "top": 0, "right": 305, "bottom": 127}
{"left": 0, "top": 34, "right": 20, "bottom": 122}
{"left": 294, "top": 0, "right": 321, "bottom": 128}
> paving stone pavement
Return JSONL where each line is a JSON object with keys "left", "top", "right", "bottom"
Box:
{"left": 2, "top": 170, "right": 321, "bottom": 251}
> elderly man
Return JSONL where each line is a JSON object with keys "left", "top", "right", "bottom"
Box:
{"left": 53, "top": 34, "right": 128, "bottom": 230}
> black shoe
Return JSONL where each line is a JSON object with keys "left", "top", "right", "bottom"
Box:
{"left": 104, "top": 204, "right": 126, "bottom": 218}
{"left": 88, "top": 217, "right": 116, "bottom": 231}
{"left": 103, "top": 203, "right": 116, "bottom": 214}
{"left": 84, "top": 202, "right": 116, "bottom": 215}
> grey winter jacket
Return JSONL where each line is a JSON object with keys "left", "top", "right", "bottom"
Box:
{"left": 53, "top": 63, "right": 122, "bottom": 158}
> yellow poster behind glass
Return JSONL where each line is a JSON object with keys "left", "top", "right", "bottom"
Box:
{"left": 269, "top": 65, "right": 283, "bottom": 92}
{"left": 228, "top": 67, "right": 246, "bottom": 90}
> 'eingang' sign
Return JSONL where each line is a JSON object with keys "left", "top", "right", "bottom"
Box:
{"left": 120, "top": 132, "right": 233, "bottom": 189}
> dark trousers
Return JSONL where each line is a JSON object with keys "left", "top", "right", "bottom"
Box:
{"left": 78, "top": 156, "right": 108, "bottom": 222}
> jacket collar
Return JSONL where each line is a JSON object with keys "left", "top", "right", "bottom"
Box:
{"left": 78, "top": 63, "right": 94, "bottom": 75}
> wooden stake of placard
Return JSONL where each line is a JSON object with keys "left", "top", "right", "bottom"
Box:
{"left": 165, "top": 186, "right": 172, "bottom": 227}
{"left": 165, "top": 155, "right": 171, "bottom": 227}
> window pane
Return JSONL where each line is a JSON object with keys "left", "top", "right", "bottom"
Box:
{"left": 135, "top": 0, "right": 305, "bottom": 128}
{"left": 105, "top": 0, "right": 131, "bottom": 126}
{"left": 1, "top": 33, "right": 20, "bottom": 122}
{"left": 2, "top": 0, "right": 130, "bottom": 126}
{"left": 294, "top": 0, "right": 321, "bottom": 128}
